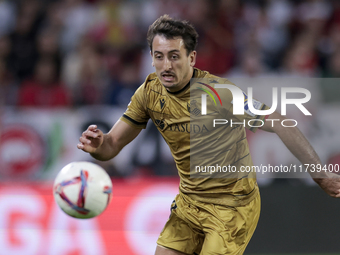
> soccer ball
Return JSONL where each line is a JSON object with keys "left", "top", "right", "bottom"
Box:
{"left": 53, "top": 161, "right": 113, "bottom": 219}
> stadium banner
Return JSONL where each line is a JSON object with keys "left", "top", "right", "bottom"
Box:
{"left": 0, "top": 106, "right": 177, "bottom": 180}
{"left": 0, "top": 178, "right": 179, "bottom": 255}
{"left": 1, "top": 178, "right": 340, "bottom": 254}
{"left": 0, "top": 178, "right": 340, "bottom": 255}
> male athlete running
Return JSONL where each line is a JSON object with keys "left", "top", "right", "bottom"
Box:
{"left": 78, "top": 15, "right": 340, "bottom": 255}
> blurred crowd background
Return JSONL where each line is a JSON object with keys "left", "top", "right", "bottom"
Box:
{"left": 1, "top": 0, "right": 340, "bottom": 108}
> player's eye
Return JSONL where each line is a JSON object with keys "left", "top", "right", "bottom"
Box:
{"left": 171, "top": 55, "right": 179, "bottom": 60}
{"left": 155, "top": 55, "right": 163, "bottom": 59}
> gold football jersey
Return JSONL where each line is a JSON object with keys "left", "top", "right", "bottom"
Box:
{"left": 120, "top": 68, "right": 268, "bottom": 206}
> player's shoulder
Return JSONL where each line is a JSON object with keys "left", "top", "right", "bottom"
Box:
{"left": 140, "top": 73, "right": 161, "bottom": 91}
{"left": 194, "top": 68, "right": 238, "bottom": 103}
{"left": 132, "top": 73, "right": 162, "bottom": 98}
{"left": 195, "top": 68, "right": 235, "bottom": 86}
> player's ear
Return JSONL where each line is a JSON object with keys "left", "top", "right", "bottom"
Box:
{"left": 150, "top": 51, "right": 154, "bottom": 67}
{"left": 189, "top": 51, "right": 196, "bottom": 67}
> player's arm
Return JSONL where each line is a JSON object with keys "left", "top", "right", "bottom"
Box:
{"left": 77, "top": 120, "right": 142, "bottom": 161}
{"left": 261, "top": 111, "right": 340, "bottom": 198}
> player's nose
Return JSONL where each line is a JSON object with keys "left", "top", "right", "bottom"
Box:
{"left": 164, "top": 57, "right": 172, "bottom": 70}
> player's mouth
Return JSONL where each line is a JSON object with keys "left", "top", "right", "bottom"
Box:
{"left": 162, "top": 73, "right": 176, "bottom": 82}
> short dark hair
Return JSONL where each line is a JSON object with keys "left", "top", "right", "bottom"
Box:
{"left": 147, "top": 15, "right": 198, "bottom": 56}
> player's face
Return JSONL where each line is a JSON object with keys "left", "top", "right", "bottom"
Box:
{"left": 151, "top": 35, "right": 196, "bottom": 92}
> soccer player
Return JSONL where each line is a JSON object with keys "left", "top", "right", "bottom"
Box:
{"left": 77, "top": 15, "right": 340, "bottom": 255}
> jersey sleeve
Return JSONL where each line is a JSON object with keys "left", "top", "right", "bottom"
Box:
{"left": 215, "top": 83, "right": 269, "bottom": 133}
{"left": 120, "top": 84, "right": 150, "bottom": 129}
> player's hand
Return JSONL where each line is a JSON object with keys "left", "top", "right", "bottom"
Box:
{"left": 77, "top": 125, "right": 104, "bottom": 154}
{"left": 314, "top": 176, "right": 340, "bottom": 198}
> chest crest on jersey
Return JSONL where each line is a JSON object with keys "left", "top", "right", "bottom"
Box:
{"left": 187, "top": 99, "right": 201, "bottom": 116}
